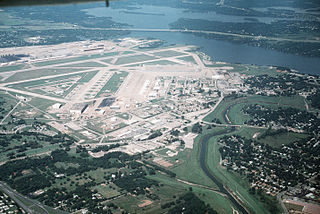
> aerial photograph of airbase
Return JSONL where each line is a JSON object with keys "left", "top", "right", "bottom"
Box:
{"left": 0, "top": 0, "right": 319, "bottom": 213}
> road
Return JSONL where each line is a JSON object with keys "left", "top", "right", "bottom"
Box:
{"left": 0, "top": 100, "right": 21, "bottom": 125}
{"left": 176, "top": 178, "right": 227, "bottom": 197}
{"left": 13, "top": 25, "right": 320, "bottom": 43}
{"left": 0, "top": 181, "right": 49, "bottom": 214}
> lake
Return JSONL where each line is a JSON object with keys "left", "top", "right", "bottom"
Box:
{"left": 84, "top": 3, "right": 320, "bottom": 75}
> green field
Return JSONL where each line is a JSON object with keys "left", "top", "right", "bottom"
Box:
{"left": 115, "top": 54, "right": 156, "bottom": 65}
{"left": 229, "top": 64, "right": 279, "bottom": 77}
{"left": 204, "top": 95, "right": 307, "bottom": 125}
{"left": 258, "top": 131, "right": 309, "bottom": 148}
{"left": 153, "top": 50, "right": 185, "bottom": 58}
{"left": 101, "top": 58, "right": 113, "bottom": 64}
{"left": 142, "top": 60, "right": 178, "bottom": 66}
{"left": 33, "top": 52, "right": 120, "bottom": 67}
{"left": 7, "top": 71, "right": 97, "bottom": 99}
{"left": 116, "top": 113, "right": 131, "bottom": 120}
{"left": 177, "top": 56, "right": 197, "bottom": 64}
{"left": 0, "top": 92, "right": 21, "bottom": 119}
{"left": 4, "top": 68, "right": 85, "bottom": 82}
{"left": 0, "top": 64, "right": 26, "bottom": 73}
{"left": 96, "top": 71, "right": 128, "bottom": 97}
{"left": 148, "top": 173, "right": 233, "bottom": 214}
{"left": 169, "top": 129, "right": 226, "bottom": 189}
{"left": 77, "top": 70, "right": 99, "bottom": 83}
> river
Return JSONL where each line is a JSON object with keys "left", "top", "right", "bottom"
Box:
{"left": 84, "top": 3, "right": 320, "bottom": 75}
{"left": 197, "top": 127, "right": 253, "bottom": 214}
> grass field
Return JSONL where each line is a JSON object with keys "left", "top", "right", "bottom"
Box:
{"left": 33, "top": 52, "right": 120, "bottom": 67}
{"left": 177, "top": 56, "right": 197, "bottom": 64}
{"left": 0, "top": 92, "right": 20, "bottom": 119}
{"left": 169, "top": 128, "right": 225, "bottom": 189}
{"left": 0, "top": 64, "right": 25, "bottom": 73}
{"left": 148, "top": 173, "right": 233, "bottom": 214}
{"left": 115, "top": 54, "right": 156, "bottom": 65}
{"left": 142, "top": 60, "right": 178, "bottom": 66}
{"left": 7, "top": 71, "right": 96, "bottom": 100}
{"left": 258, "top": 131, "right": 309, "bottom": 148}
{"left": 230, "top": 64, "right": 279, "bottom": 77}
{"left": 116, "top": 113, "right": 131, "bottom": 120}
{"left": 153, "top": 50, "right": 185, "bottom": 58}
{"left": 27, "top": 97, "right": 59, "bottom": 112}
{"left": 4, "top": 68, "right": 85, "bottom": 83}
{"left": 77, "top": 70, "right": 99, "bottom": 83}
{"left": 96, "top": 71, "right": 128, "bottom": 97}
{"left": 204, "top": 95, "right": 307, "bottom": 125}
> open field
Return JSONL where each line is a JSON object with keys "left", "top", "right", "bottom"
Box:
{"left": 258, "top": 131, "right": 310, "bottom": 148}
{"left": 204, "top": 95, "right": 307, "bottom": 124}
{"left": 115, "top": 54, "right": 156, "bottom": 65}
{"left": 153, "top": 50, "right": 185, "bottom": 58}
{"left": 4, "top": 68, "right": 85, "bottom": 83}
{"left": 227, "top": 64, "right": 279, "bottom": 77}
{"left": 177, "top": 56, "right": 197, "bottom": 64}
{"left": 148, "top": 173, "right": 233, "bottom": 214}
{"left": 169, "top": 131, "right": 221, "bottom": 189}
{"left": 141, "top": 60, "right": 179, "bottom": 66}
{"left": 0, "top": 64, "right": 26, "bottom": 73}
{"left": 32, "top": 52, "right": 120, "bottom": 67}
{"left": 96, "top": 71, "right": 128, "bottom": 97}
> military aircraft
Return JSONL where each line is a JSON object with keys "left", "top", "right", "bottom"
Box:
{"left": 0, "top": 0, "right": 111, "bottom": 7}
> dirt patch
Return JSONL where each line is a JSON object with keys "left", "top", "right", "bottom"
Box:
{"left": 153, "top": 158, "right": 173, "bottom": 168}
{"left": 138, "top": 200, "right": 153, "bottom": 208}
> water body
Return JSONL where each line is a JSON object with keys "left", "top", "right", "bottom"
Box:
{"left": 84, "top": 5, "right": 278, "bottom": 26}
{"left": 131, "top": 31, "right": 320, "bottom": 75}
{"left": 84, "top": 4, "right": 320, "bottom": 75}
{"left": 198, "top": 127, "right": 248, "bottom": 213}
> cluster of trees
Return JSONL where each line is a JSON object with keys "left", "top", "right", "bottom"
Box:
{"left": 114, "top": 169, "right": 158, "bottom": 195}
{"left": 147, "top": 130, "right": 162, "bottom": 140}
{"left": 142, "top": 160, "right": 176, "bottom": 178}
{"left": 308, "top": 90, "right": 320, "bottom": 109}
{"left": 0, "top": 129, "right": 75, "bottom": 160}
{"left": 165, "top": 192, "right": 218, "bottom": 214}
{"left": 91, "top": 143, "right": 121, "bottom": 153}
{"left": 0, "top": 54, "right": 27, "bottom": 63}
{"left": 243, "top": 104, "right": 320, "bottom": 133}
{"left": 257, "top": 127, "right": 288, "bottom": 140}
{"left": 244, "top": 74, "right": 316, "bottom": 96}
{"left": 218, "top": 134, "right": 319, "bottom": 191}
{"left": 191, "top": 122, "right": 202, "bottom": 134}
{"left": 249, "top": 187, "right": 281, "bottom": 213}
{"left": 170, "top": 18, "right": 320, "bottom": 57}
{"left": 0, "top": 148, "right": 145, "bottom": 212}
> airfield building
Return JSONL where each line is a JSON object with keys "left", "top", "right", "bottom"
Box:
{"left": 70, "top": 103, "right": 88, "bottom": 114}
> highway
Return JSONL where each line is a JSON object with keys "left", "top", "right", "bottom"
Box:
{"left": 10, "top": 25, "right": 320, "bottom": 43}
{"left": 0, "top": 181, "right": 49, "bottom": 214}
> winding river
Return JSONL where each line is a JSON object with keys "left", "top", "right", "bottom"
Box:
{"left": 198, "top": 127, "right": 251, "bottom": 213}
